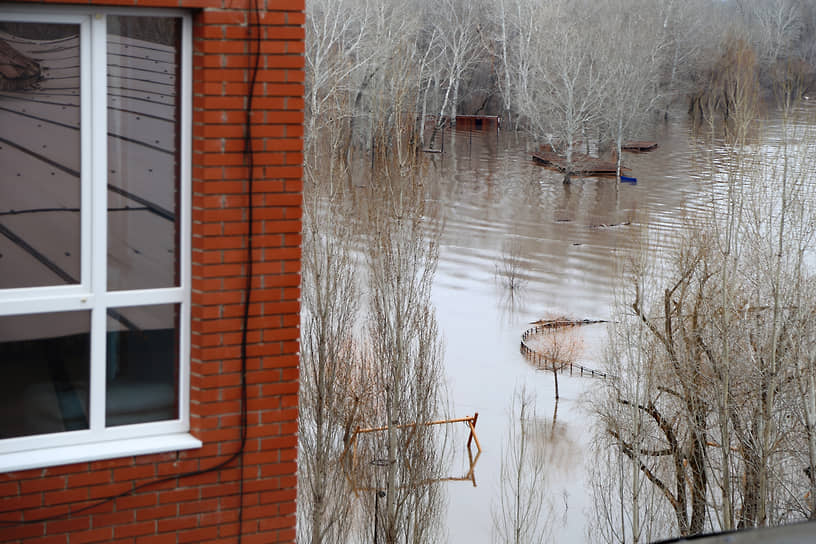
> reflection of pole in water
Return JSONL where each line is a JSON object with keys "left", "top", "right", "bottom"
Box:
{"left": 370, "top": 458, "right": 391, "bottom": 544}
{"left": 373, "top": 489, "right": 385, "bottom": 543}
{"left": 441, "top": 125, "right": 446, "bottom": 166}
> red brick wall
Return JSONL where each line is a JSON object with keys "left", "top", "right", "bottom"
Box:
{"left": 0, "top": 2, "right": 303, "bottom": 542}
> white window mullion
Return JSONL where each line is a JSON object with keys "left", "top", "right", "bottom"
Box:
{"left": 105, "top": 287, "right": 185, "bottom": 308}
{"left": 179, "top": 15, "right": 193, "bottom": 428}
{"left": 0, "top": 294, "right": 95, "bottom": 317}
{"left": 79, "top": 16, "right": 92, "bottom": 294}
{"left": 88, "top": 13, "right": 108, "bottom": 433}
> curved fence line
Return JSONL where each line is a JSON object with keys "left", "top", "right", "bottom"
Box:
{"left": 520, "top": 320, "right": 615, "bottom": 379}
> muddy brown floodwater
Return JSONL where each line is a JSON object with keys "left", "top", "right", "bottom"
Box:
{"left": 428, "top": 109, "right": 807, "bottom": 542}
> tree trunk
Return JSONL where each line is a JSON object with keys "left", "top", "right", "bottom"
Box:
{"left": 689, "top": 413, "right": 708, "bottom": 535}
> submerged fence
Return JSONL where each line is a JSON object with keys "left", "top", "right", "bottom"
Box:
{"left": 519, "top": 320, "right": 614, "bottom": 379}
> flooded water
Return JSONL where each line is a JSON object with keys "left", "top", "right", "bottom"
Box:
{"left": 307, "top": 104, "right": 816, "bottom": 542}
{"left": 428, "top": 111, "right": 803, "bottom": 541}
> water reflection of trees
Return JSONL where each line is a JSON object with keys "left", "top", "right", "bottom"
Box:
{"left": 493, "top": 387, "right": 578, "bottom": 544}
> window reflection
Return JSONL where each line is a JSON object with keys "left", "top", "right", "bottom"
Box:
{"left": 0, "top": 22, "right": 81, "bottom": 288}
{"left": 0, "top": 311, "right": 90, "bottom": 438}
{"left": 106, "top": 304, "right": 179, "bottom": 426}
{"left": 107, "top": 16, "right": 181, "bottom": 291}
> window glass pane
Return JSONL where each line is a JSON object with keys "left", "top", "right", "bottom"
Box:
{"left": 0, "top": 22, "right": 81, "bottom": 288}
{"left": 107, "top": 16, "right": 181, "bottom": 291}
{"left": 0, "top": 311, "right": 90, "bottom": 438}
{"left": 106, "top": 304, "right": 179, "bottom": 426}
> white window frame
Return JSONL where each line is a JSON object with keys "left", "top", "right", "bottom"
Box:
{"left": 0, "top": 5, "right": 199, "bottom": 472}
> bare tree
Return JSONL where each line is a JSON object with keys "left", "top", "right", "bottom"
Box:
{"left": 597, "top": 1, "right": 665, "bottom": 179}
{"left": 304, "top": 0, "right": 371, "bottom": 159}
{"left": 741, "top": 0, "right": 803, "bottom": 71}
{"left": 413, "top": 17, "right": 443, "bottom": 152}
{"left": 492, "top": 0, "right": 514, "bottom": 125}
{"left": 364, "top": 166, "right": 447, "bottom": 544}
{"left": 594, "top": 88, "right": 816, "bottom": 540}
{"left": 362, "top": 0, "right": 419, "bottom": 160}
{"left": 431, "top": 0, "right": 484, "bottom": 127}
{"left": 298, "top": 182, "right": 363, "bottom": 544}
{"left": 655, "top": 0, "right": 723, "bottom": 112}
{"left": 490, "top": 0, "right": 539, "bottom": 131}
{"left": 518, "top": 0, "right": 610, "bottom": 182}
{"left": 525, "top": 321, "right": 583, "bottom": 401}
{"left": 495, "top": 238, "right": 526, "bottom": 292}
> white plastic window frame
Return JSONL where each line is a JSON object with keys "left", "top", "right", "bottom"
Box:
{"left": 0, "top": 5, "right": 199, "bottom": 472}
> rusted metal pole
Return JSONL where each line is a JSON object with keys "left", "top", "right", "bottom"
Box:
{"left": 354, "top": 415, "right": 478, "bottom": 434}
{"left": 466, "top": 413, "right": 479, "bottom": 450}
{"left": 467, "top": 419, "right": 482, "bottom": 453}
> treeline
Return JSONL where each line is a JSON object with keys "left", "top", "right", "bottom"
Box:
{"left": 305, "top": 0, "right": 816, "bottom": 174}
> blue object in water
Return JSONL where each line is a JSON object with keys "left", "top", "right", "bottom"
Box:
{"left": 620, "top": 175, "right": 637, "bottom": 184}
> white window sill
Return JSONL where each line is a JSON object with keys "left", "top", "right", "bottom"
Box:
{"left": 1, "top": 433, "right": 202, "bottom": 474}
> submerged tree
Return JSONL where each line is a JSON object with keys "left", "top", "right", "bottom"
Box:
{"left": 298, "top": 180, "right": 363, "bottom": 543}
{"left": 495, "top": 238, "right": 526, "bottom": 292}
{"left": 431, "top": 0, "right": 484, "bottom": 127}
{"left": 299, "top": 159, "right": 450, "bottom": 543}
{"left": 304, "top": 0, "right": 371, "bottom": 161}
{"left": 523, "top": 1, "right": 609, "bottom": 183}
{"left": 597, "top": 0, "right": 665, "bottom": 180}
{"left": 364, "top": 165, "right": 447, "bottom": 544}
{"left": 593, "top": 97, "right": 816, "bottom": 541}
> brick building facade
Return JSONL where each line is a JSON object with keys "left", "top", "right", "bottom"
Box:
{"left": 0, "top": 1, "right": 302, "bottom": 542}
